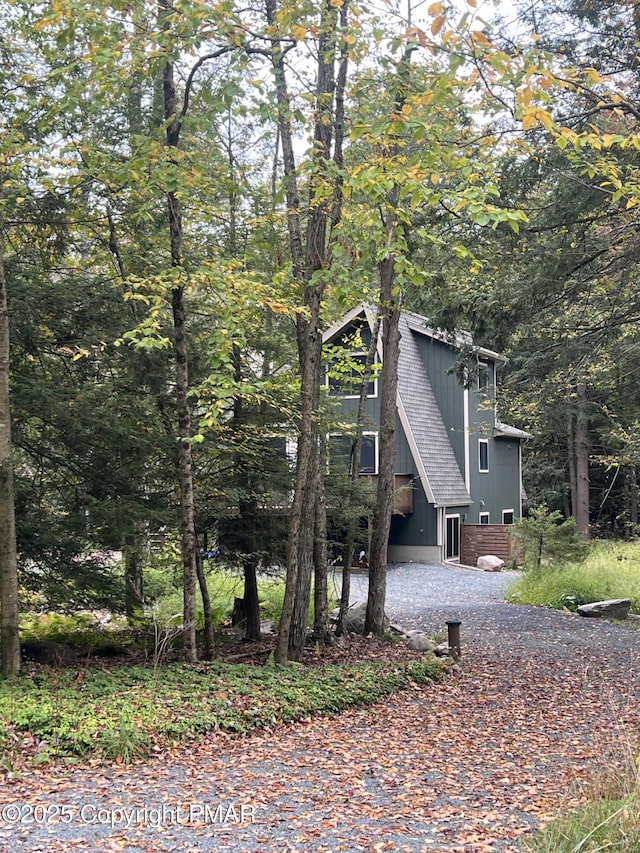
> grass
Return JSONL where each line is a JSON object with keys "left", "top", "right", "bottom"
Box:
{"left": 507, "top": 540, "right": 640, "bottom": 612}
{"left": 524, "top": 735, "right": 640, "bottom": 853}
{"left": 525, "top": 797, "right": 640, "bottom": 852}
{"left": 0, "top": 655, "right": 442, "bottom": 767}
{"left": 511, "top": 537, "right": 640, "bottom": 851}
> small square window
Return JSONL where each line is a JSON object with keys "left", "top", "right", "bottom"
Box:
{"left": 327, "top": 353, "right": 377, "bottom": 398}
{"left": 479, "top": 512, "right": 490, "bottom": 524}
{"left": 502, "top": 509, "right": 514, "bottom": 525}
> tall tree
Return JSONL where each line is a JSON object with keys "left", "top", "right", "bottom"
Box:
{"left": 0, "top": 199, "right": 19, "bottom": 676}
{"left": 268, "top": 0, "right": 351, "bottom": 663}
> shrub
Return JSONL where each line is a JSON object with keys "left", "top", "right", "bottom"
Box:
{"left": 510, "top": 505, "right": 590, "bottom": 571}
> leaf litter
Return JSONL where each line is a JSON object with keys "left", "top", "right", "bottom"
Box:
{"left": 2, "top": 600, "right": 639, "bottom": 852}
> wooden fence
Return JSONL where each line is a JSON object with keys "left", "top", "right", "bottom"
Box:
{"left": 459, "top": 523, "right": 514, "bottom": 567}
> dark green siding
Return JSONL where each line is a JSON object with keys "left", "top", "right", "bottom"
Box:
{"left": 414, "top": 336, "right": 466, "bottom": 471}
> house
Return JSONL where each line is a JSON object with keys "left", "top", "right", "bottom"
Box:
{"left": 323, "top": 305, "right": 529, "bottom": 564}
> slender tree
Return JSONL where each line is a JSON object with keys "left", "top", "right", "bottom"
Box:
{"left": 0, "top": 198, "right": 19, "bottom": 676}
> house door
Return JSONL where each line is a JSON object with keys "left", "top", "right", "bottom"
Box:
{"left": 445, "top": 514, "right": 460, "bottom": 561}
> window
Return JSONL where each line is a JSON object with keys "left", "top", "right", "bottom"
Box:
{"left": 502, "top": 509, "right": 514, "bottom": 525}
{"left": 328, "top": 432, "right": 378, "bottom": 475}
{"left": 478, "top": 360, "right": 490, "bottom": 392}
{"left": 479, "top": 439, "right": 489, "bottom": 473}
{"left": 327, "top": 353, "right": 377, "bottom": 398}
{"left": 479, "top": 512, "right": 490, "bottom": 525}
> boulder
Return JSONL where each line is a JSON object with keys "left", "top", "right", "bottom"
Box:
{"left": 343, "top": 601, "right": 390, "bottom": 635}
{"left": 577, "top": 599, "right": 632, "bottom": 620}
{"left": 21, "top": 640, "right": 79, "bottom": 665}
{"left": 477, "top": 554, "right": 505, "bottom": 572}
{"left": 405, "top": 632, "right": 434, "bottom": 652}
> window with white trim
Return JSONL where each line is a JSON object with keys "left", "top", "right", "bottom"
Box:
{"left": 502, "top": 509, "right": 514, "bottom": 525}
{"left": 478, "top": 359, "right": 490, "bottom": 392}
{"left": 479, "top": 512, "right": 490, "bottom": 524}
{"left": 479, "top": 439, "right": 489, "bottom": 473}
{"left": 327, "top": 353, "right": 377, "bottom": 398}
{"left": 327, "top": 432, "right": 378, "bottom": 475}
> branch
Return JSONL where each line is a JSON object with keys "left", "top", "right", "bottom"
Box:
{"left": 181, "top": 47, "right": 235, "bottom": 120}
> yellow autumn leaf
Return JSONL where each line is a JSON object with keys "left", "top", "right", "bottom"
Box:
{"left": 292, "top": 24, "right": 306, "bottom": 40}
{"left": 431, "top": 15, "right": 445, "bottom": 36}
{"left": 428, "top": 2, "right": 444, "bottom": 16}
{"left": 522, "top": 113, "right": 537, "bottom": 131}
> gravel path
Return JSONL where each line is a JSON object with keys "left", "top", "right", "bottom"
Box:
{"left": 2, "top": 564, "right": 640, "bottom": 853}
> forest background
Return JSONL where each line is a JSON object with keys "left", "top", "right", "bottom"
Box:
{"left": 1, "top": 0, "right": 639, "bottom": 675}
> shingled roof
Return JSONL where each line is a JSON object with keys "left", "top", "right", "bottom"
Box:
{"left": 322, "top": 305, "right": 522, "bottom": 509}
{"left": 396, "top": 312, "right": 471, "bottom": 508}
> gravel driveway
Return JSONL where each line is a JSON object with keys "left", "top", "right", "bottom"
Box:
{"left": 346, "top": 562, "right": 640, "bottom": 658}
{"left": 3, "top": 563, "right": 640, "bottom": 853}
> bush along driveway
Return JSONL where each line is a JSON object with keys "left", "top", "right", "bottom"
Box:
{"left": 2, "top": 562, "right": 640, "bottom": 852}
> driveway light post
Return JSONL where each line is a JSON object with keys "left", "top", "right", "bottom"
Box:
{"left": 445, "top": 620, "right": 461, "bottom": 659}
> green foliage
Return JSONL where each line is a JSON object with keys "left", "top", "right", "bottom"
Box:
{"left": 98, "top": 712, "right": 151, "bottom": 764}
{"left": 146, "top": 557, "right": 290, "bottom": 629}
{"left": 508, "top": 540, "right": 640, "bottom": 611}
{"left": 0, "top": 657, "right": 442, "bottom": 764}
{"left": 510, "top": 505, "right": 589, "bottom": 571}
{"left": 20, "top": 612, "right": 132, "bottom": 655}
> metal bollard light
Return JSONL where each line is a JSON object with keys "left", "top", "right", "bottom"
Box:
{"left": 445, "top": 619, "right": 462, "bottom": 659}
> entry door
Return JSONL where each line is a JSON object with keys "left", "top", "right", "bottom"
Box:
{"left": 445, "top": 514, "right": 460, "bottom": 561}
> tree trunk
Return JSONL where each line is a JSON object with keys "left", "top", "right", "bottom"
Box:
{"left": 365, "top": 268, "right": 401, "bottom": 636}
{"left": 628, "top": 466, "right": 638, "bottom": 534}
{"left": 363, "top": 40, "right": 413, "bottom": 637}
{"left": 270, "top": 0, "right": 343, "bottom": 663}
{"left": 0, "top": 203, "right": 20, "bottom": 676}
{"left": 243, "top": 558, "right": 261, "bottom": 642}
{"left": 172, "top": 285, "right": 198, "bottom": 661}
{"left": 567, "top": 412, "right": 577, "bottom": 520}
{"left": 313, "top": 439, "right": 330, "bottom": 642}
{"left": 336, "top": 312, "right": 381, "bottom": 637}
{"left": 313, "top": 457, "right": 330, "bottom": 643}
{"left": 286, "top": 313, "right": 322, "bottom": 660}
{"left": 575, "top": 376, "right": 590, "bottom": 537}
{"left": 161, "top": 12, "right": 198, "bottom": 660}
{"left": 124, "top": 533, "right": 145, "bottom": 623}
{"left": 195, "top": 545, "right": 214, "bottom": 658}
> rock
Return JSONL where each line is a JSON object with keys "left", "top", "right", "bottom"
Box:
{"left": 21, "top": 640, "right": 79, "bottom": 665}
{"left": 477, "top": 555, "right": 505, "bottom": 572}
{"left": 577, "top": 599, "right": 632, "bottom": 620}
{"left": 433, "top": 642, "right": 451, "bottom": 657}
{"left": 406, "top": 632, "right": 434, "bottom": 652}
{"left": 343, "top": 601, "right": 390, "bottom": 635}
